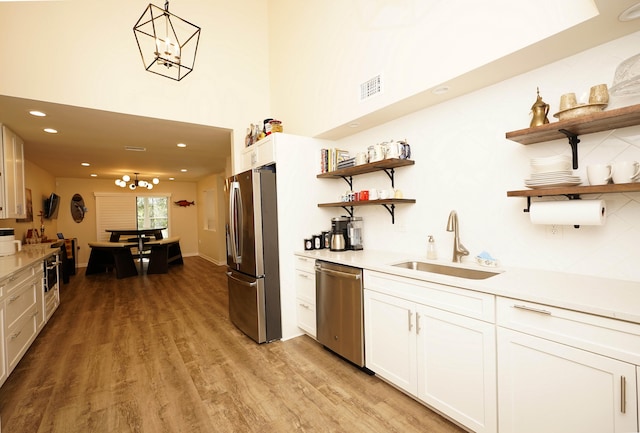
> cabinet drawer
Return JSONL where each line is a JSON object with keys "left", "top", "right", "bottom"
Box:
{"left": 296, "top": 299, "right": 316, "bottom": 338}
{"left": 365, "top": 270, "right": 495, "bottom": 323}
{"left": 3, "top": 264, "right": 37, "bottom": 294}
{"left": 6, "top": 305, "right": 38, "bottom": 372}
{"left": 295, "top": 270, "right": 315, "bottom": 303}
{"left": 497, "top": 297, "right": 640, "bottom": 365}
{"left": 294, "top": 255, "right": 315, "bottom": 273}
{"left": 5, "top": 278, "right": 38, "bottom": 328}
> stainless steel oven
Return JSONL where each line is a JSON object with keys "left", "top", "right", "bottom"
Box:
{"left": 44, "top": 252, "right": 59, "bottom": 292}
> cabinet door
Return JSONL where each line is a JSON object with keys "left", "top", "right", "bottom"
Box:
{"left": 498, "top": 327, "right": 638, "bottom": 433}
{"left": 417, "top": 304, "right": 497, "bottom": 433}
{"left": 0, "top": 304, "right": 6, "bottom": 387}
{"left": 0, "top": 125, "right": 26, "bottom": 218}
{"left": 295, "top": 268, "right": 316, "bottom": 337}
{"left": 364, "top": 290, "right": 417, "bottom": 394}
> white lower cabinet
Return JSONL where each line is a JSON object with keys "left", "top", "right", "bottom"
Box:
{"left": 294, "top": 255, "right": 316, "bottom": 338}
{"left": 364, "top": 270, "right": 497, "bottom": 433}
{"left": 0, "top": 304, "right": 6, "bottom": 387}
{"left": 497, "top": 297, "right": 639, "bottom": 433}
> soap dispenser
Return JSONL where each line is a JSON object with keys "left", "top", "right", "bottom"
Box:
{"left": 427, "top": 235, "right": 438, "bottom": 260}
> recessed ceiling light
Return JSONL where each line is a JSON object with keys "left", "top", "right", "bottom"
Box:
{"left": 44, "top": 128, "right": 57, "bottom": 134}
{"left": 619, "top": 2, "right": 640, "bottom": 21}
{"left": 180, "top": 169, "right": 187, "bottom": 172}
{"left": 29, "top": 110, "right": 46, "bottom": 117}
{"left": 169, "top": 177, "right": 175, "bottom": 180}
{"left": 348, "top": 123, "right": 360, "bottom": 128}
{"left": 177, "top": 143, "right": 187, "bottom": 148}
{"left": 81, "top": 162, "right": 90, "bottom": 166}
{"left": 91, "top": 174, "right": 97, "bottom": 177}
{"left": 432, "top": 85, "right": 450, "bottom": 95}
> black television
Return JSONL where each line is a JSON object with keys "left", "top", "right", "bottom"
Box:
{"left": 43, "top": 193, "right": 60, "bottom": 219}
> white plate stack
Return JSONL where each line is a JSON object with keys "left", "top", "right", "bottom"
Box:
{"left": 525, "top": 155, "right": 581, "bottom": 188}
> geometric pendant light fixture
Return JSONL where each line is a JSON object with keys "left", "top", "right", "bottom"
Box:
{"left": 133, "top": 1, "right": 201, "bottom": 81}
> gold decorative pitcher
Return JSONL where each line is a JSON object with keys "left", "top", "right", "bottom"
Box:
{"left": 530, "top": 87, "right": 550, "bottom": 127}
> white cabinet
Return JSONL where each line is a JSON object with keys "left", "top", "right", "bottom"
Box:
{"left": 0, "top": 300, "right": 6, "bottom": 387}
{"left": 294, "top": 255, "right": 316, "bottom": 338}
{"left": 497, "top": 297, "right": 639, "bottom": 433}
{"left": 364, "top": 270, "right": 497, "bottom": 433}
{"left": 0, "top": 125, "right": 26, "bottom": 219}
{"left": 3, "top": 263, "right": 40, "bottom": 375}
{"left": 241, "top": 133, "right": 277, "bottom": 171}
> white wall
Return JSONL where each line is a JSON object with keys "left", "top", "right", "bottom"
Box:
{"left": 0, "top": 0, "right": 272, "bottom": 166}
{"left": 316, "top": 31, "right": 640, "bottom": 282}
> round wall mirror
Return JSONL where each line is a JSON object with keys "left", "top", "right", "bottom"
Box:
{"left": 71, "top": 193, "right": 85, "bottom": 223}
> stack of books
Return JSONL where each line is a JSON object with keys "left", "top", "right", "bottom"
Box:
{"left": 320, "top": 148, "right": 350, "bottom": 173}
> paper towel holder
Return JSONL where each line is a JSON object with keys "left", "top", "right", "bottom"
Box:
{"left": 524, "top": 194, "right": 583, "bottom": 228}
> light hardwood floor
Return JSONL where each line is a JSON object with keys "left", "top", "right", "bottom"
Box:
{"left": 0, "top": 257, "right": 465, "bottom": 433}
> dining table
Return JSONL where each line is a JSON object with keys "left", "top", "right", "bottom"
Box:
{"left": 106, "top": 228, "right": 166, "bottom": 272}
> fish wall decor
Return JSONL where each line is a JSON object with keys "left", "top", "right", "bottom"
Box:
{"left": 174, "top": 200, "right": 195, "bottom": 207}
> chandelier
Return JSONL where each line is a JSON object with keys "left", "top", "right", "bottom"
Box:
{"left": 133, "top": 1, "right": 201, "bottom": 81}
{"left": 115, "top": 173, "right": 160, "bottom": 190}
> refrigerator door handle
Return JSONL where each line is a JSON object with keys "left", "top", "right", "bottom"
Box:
{"left": 229, "top": 180, "right": 242, "bottom": 264}
{"left": 226, "top": 271, "right": 258, "bottom": 287}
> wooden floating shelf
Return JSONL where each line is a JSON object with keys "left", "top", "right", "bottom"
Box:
{"left": 317, "top": 158, "right": 415, "bottom": 179}
{"left": 505, "top": 103, "right": 640, "bottom": 145}
{"left": 318, "top": 198, "right": 416, "bottom": 207}
{"left": 507, "top": 183, "right": 640, "bottom": 198}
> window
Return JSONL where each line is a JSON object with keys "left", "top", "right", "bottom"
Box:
{"left": 137, "top": 196, "right": 169, "bottom": 238}
{"left": 204, "top": 188, "right": 217, "bottom": 231}
{"left": 95, "top": 192, "right": 171, "bottom": 241}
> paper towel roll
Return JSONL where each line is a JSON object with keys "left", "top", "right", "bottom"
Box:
{"left": 529, "top": 200, "right": 606, "bottom": 226}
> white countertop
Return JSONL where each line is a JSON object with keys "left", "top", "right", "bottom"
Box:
{"left": 0, "top": 244, "right": 59, "bottom": 280}
{"left": 295, "top": 249, "right": 640, "bottom": 325}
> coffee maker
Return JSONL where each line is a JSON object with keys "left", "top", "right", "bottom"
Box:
{"left": 330, "top": 216, "right": 349, "bottom": 251}
{"left": 347, "top": 217, "right": 363, "bottom": 250}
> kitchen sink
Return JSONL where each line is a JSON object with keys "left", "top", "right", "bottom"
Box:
{"left": 391, "top": 261, "right": 500, "bottom": 280}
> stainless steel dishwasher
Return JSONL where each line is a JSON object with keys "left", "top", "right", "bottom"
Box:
{"left": 315, "top": 260, "right": 365, "bottom": 368}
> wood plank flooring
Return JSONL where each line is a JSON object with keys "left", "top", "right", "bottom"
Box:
{"left": 0, "top": 257, "right": 465, "bottom": 433}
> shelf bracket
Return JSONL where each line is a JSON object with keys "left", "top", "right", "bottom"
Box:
{"left": 339, "top": 176, "right": 354, "bottom": 190}
{"left": 382, "top": 168, "right": 396, "bottom": 188}
{"left": 340, "top": 206, "right": 354, "bottom": 218}
{"left": 381, "top": 203, "right": 396, "bottom": 224}
{"left": 558, "top": 129, "right": 580, "bottom": 169}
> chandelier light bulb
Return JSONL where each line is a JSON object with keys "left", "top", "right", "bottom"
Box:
{"left": 147, "top": 184, "right": 154, "bottom": 190}
{"left": 122, "top": 175, "right": 131, "bottom": 182}
{"left": 129, "top": 183, "right": 137, "bottom": 190}
{"left": 153, "top": 178, "right": 160, "bottom": 185}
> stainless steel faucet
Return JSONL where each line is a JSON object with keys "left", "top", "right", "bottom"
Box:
{"left": 446, "top": 210, "right": 469, "bottom": 263}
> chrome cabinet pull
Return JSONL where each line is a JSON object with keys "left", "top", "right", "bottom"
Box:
{"left": 513, "top": 304, "right": 552, "bottom": 315}
{"left": 416, "top": 312, "right": 421, "bottom": 335}
{"left": 621, "top": 376, "right": 626, "bottom": 414}
{"left": 407, "top": 310, "right": 413, "bottom": 332}
{"left": 8, "top": 294, "right": 20, "bottom": 303}
{"left": 298, "top": 273, "right": 310, "bottom": 279}
{"left": 11, "top": 330, "right": 22, "bottom": 340}
{"left": 298, "top": 303, "right": 310, "bottom": 310}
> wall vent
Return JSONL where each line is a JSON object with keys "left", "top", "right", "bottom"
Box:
{"left": 124, "top": 146, "right": 147, "bottom": 152}
{"left": 360, "top": 74, "right": 383, "bottom": 101}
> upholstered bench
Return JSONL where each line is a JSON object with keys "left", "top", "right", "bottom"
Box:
{"left": 143, "top": 237, "right": 183, "bottom": 274}
{"left": 86, "top": 241, "right": 138, "bottom": 279}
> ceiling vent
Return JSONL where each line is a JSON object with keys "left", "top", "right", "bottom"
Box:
{"left": 360, "top": 74, "right": 383, "bottom": 101}
{"left": 124, "top": 146, "right": 147, "bottom": 152}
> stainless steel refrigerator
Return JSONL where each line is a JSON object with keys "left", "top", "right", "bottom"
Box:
{"left": 225, "top": 166, "right": 281, "bottom": 343}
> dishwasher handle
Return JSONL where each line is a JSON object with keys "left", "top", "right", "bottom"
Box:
{"left": 315, "top": 265, "right": 361, "bottom": 280}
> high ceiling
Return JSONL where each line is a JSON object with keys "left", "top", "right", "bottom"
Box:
{"left": 0, "top": 94, "right": 231, "bottom": 183}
